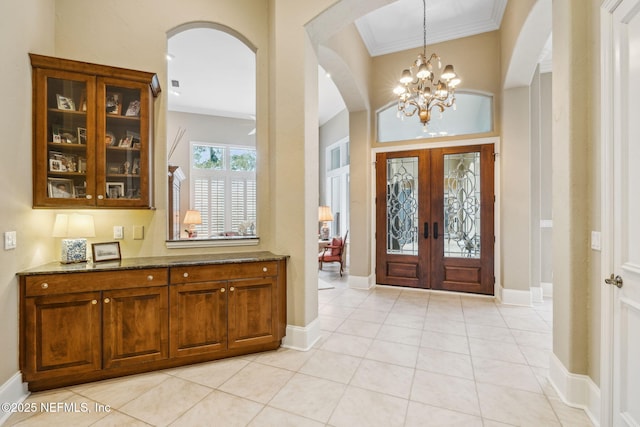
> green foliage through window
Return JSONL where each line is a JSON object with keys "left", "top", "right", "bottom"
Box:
{"left": 230, "top": 148, "right": 256, "bottom": 171}
{"left": 193, "top": 145, "right": 224, "bottom": 169}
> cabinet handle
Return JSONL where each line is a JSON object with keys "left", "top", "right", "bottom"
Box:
{"left": 41, "top": 283, "right": 48, "bottom": 289}
{"left": 104, "top": 298, "right": 111, "bottom": 303}
{"left": 91, "top": 300, "right": 97, "bottom": 305}
{"left": 220, "top": 288, "right": 225, "bottom": 293}
{"left": 183, "top": 272, "right": 189, "bottom": 278}
{"left": 97, "top": 195, "right": 104, "bottom": 200}
{"left": 86, "top": 195, "right": 93, "bottom": 200}
{"left": 262, "top": 267, "right": 268, "bottom": 272}
{"left": 147, "top": 275, "right": 154, "bottom": 281}
{"left": 230, "top": 286, "right": 235, "bottom": 292}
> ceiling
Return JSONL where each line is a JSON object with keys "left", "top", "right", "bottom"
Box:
{"left": 167, "top": 0, "right": 541, "bottom": 126}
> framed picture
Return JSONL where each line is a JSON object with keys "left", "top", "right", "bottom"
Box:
{"left": 119, "top": 136, "right": 133, "bottom": 148}
{"left": 79, "top": 90, "right": 87, "bottom": 112}
{"left": 47, "top": 178, "right": 76, "bottom": 198}
{"left": 77, "top": 127, "right": 87, "bottom": 144}
{"left": 75, "top": 185, "right": 87, "bottom": 198}
{"left": 106, "top": 182, "right": 125, "bottom": 198}
{"left": 56, "top": 94, "right": 75, "bottom": 111}
{"left": 107, "top": 163, "right": 122, "bottom": 174}
{"left": 125, "top": 100, "right": 140, "bottom": 117}
{"left": 77, "top": 157, "right": 87, "bottom": 173}
{"left": 52, "top": 125, "right": 77, "bottom": 144}
{"left": 92, "top": 242, "right": 121, "bottom": 262}
{"left": 49, "top": 158, "right": 63, "bottom": 172}
{"left": 105, "top": 92, "right": 122, "bottom": 115}
{"left": 105, "top": 131, "right": 116, "bottom": 146}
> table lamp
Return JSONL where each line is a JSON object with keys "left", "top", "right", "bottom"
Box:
{"left": 318, "top": 206, "right": 333, "bottom": 240}
{"left": 52, "top": 213, "right": 95, "bottom": 263}
{"left": 183, "top": 210, "right": 202, "bottom": 238}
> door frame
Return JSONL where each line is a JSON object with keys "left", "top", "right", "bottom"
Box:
{"left": 371, "top": 136, "right": 501, "bottom": 296}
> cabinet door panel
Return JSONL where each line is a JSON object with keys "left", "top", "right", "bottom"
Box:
{"left": 103, "top": 287, "right": 168, "bottom": 369}
{"left": 228, "top": 278, "right": 277, "bottom": 349}
{"left": 170, "top": 281, "right": 228, "bottom": 357}
{"left": 25, "top": 292, "right": 101, "bottom": 379}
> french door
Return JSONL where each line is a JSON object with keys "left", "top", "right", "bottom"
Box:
{"left": 376, "top": 144, "right": 494, "bottom": 294}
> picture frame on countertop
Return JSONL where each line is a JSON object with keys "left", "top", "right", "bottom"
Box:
{"left": 92, "top": 241, "right": 121, "bottom": 262}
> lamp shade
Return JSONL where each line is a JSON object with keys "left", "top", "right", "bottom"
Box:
{"left": 183, "top": 210, "right": 202, "bottom": 225}
{"left": 52, "top": 213, "right": 96, "bottom": 238}
{"left": 318, "top": 206, "right": 334, "bottom": 222}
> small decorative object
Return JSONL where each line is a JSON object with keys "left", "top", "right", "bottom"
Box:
{"left": 106, "top": 182, "right": 125, "bottom": 198}
{"left": 123, "top": 161, "right": 131, "bottom": 174}
{"left": 318, "top": 206, "right": 334, "bottom": 240}
{"left": 183, "top": 210, "right": 202, "bottom": 238}
{"left": 56, "top": 94, "right": 75, "bottom": 111}
{"left": 92, "top": 241, "right": 121, "bottom": 262}
{"left": 105, "top": 92, "right": 122, "bottom": 115}
{"left": 105, "top": 131, "right": 116, "bottom": 146}
{"left": 77, "top": 127, "right": 87, "bottom": 144}
{"left": 132, "top": 158, "right": 140, "bottom": 175}
{"left": 125, "top": 100, "right": 140, "bottom": 116}
{"left": 52, "top": 213, "right": 95, "bottom": 263}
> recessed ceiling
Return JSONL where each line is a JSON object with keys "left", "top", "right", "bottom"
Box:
{"left": 167, "top": 0, "right": 509, "bottom": 125}
{"left": 355, "top": 0, "right": 507, "bottom": 57}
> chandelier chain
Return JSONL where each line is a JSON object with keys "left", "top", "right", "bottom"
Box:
{"left": 422, "top": 0, "right": 426, "bottom": 57}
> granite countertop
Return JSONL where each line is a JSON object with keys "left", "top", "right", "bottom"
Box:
{"left": 17, "top": 251, "right": 288, "bottom": 276}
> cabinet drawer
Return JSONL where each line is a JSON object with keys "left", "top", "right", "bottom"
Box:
{"left": 171, "top": 261, "right": 278, "bottom": 284}
{"left": 24, "top": 268, "right": 168, "bottom": 296}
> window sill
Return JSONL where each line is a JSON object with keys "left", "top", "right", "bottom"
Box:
{"left": 166, "top": 237, "right": 260, "bottom": 249}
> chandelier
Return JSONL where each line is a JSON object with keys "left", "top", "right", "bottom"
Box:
{"left": 393, "top": 0, "right": 461, "bottom": 130}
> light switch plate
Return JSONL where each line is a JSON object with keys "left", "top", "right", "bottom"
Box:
{"left": 133, "top": 225, "right": 144, "bottom": 240}
{"left": 113, "top": 226, "right": 124, "bottom": 240}
{"left": 4, "top": 231, "right": 16, "bottom": 250}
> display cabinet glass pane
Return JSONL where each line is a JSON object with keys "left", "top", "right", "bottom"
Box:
{"left": 46, "top": 77, "right": 89, "bottom": 200}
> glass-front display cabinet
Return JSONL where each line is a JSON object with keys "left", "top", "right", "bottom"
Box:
{"left": 30, "top": 54, "right": 160, "bottom": 208}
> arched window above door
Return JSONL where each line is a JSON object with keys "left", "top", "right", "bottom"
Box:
{"left": 377, "top": 91, "right": 493, "bottom": 143}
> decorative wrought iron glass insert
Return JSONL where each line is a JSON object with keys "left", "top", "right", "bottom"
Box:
{"left": 444, "top": 152, "right": 481, "bottom": 258}
{"left": 386, "top": 157, "right": 419, "bottom": 255}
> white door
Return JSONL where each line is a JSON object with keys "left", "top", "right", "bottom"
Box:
{"left": 606, "top": 0, "right": 640, "bottom": 425}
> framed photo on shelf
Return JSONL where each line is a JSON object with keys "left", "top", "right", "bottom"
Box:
{"left": 125, "top": 100, "right": 140, "bottom": 116}
{"left": 77, "top": 157, "right": 87, "bottom": 173}
{"left": 107, "top": 163, "right": 122, "bottom": 174}
{"left": 49, "top": 159, "right": 63, "bottom": 172}
{"left": 106, "top": 182, "right": 125, "bottom": 199}
{"left": 77, "top": 127, "right": 87, "bottom": 144}
{"left": 92, "top": 242, "right": 121, "bottom": 262}
{"left": 56, "top": 94, "right": 75, "bottom": 111}
{"left": 118, "top": 136, "right": 132, "bottom": 148}
{"left": 47, "top": 178, "right": 76, "bottom": 199}
{"left": 105, "top": 92, "right": 122, "bottom": 115}
{"left": 105, "top": 131, "right": 116, "bottom": 146}
{"left": 52, "top": 125, "right": 77, "bottom": 144}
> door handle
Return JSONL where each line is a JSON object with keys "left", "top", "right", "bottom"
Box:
{"left": 423, "top": 222, "right": 429, "bottom": 239}
{"left": 433, "top": 222, "right": 439, "bottom": 239}
{"left": 605, "top": 274, "right": 623, "bottom": 288}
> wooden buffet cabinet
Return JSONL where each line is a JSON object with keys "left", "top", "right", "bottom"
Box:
{"left": 17, "top": 252, "right": 287, "bottom": 391}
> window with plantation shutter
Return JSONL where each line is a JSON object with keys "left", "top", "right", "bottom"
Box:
{"left": 191, "top": 142, "right": 256, "bottom": 238}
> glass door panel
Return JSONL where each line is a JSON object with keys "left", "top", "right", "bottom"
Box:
{"left": 386, "top": 157, "right": 419, "bottom": 256}
{"left": 443, "top": 152, "right": 481, "bottom": 259}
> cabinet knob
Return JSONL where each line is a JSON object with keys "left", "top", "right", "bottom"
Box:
{"left": 183, "top": 272, "right": 189, "bottom": 278}
{"left": 104, "top": 298, "right": 111, "bottom": 303}
{"left": 97, "top": 195, "right": 104, "bottom": 200}
{"left": 86, "top": 195, "right": 93, "bottom": 200}
{"left": 91, "top": 300, "right": 98, "bottom": 305}
{"left": 263, "top": 267, "right": 268, "bottom": 272}
{"left": 220, "top": 288, "right": 225, "bottom": 293}
{"left": 230, "top": 286, "right": 235, "bottom": 292}
{"left": 147, "top": 275, "right": 154, "bottom": 281}
{"left": 41, "top": 283, "right": 48, "bottom": 289}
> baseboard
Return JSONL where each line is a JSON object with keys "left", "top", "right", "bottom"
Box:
{"left": 348, "top": 273, "right": 375, "bottom": 290}
{"left": 549, "top": 352, "right": 601, "bottom": 426}
{"left": 541, "top": 281, "right": 553, "bottom": 299}
{"left": 281, "top": 318, "right": 321, "bottom": 351}
{"left": 531, "top": 286, "right": 544, "bottom": 303}
{"left": 0, "top": 372, "right": 29, "bottom": 425}
{"left": 500, "top": 287, "right": 532, "bottom": 306}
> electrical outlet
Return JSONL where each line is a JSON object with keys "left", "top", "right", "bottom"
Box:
{"left": 4, "top": 231, "right": 17, "bottom": 250}
{"left": 113, "top": 226, "right": 124, "bottom": 240}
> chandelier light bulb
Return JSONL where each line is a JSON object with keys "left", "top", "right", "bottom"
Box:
{"left": 441, "top": 65, "right": 456, "bottom": 80}
{"left": 400, "top": 69, "right": 413, "bottom": 84}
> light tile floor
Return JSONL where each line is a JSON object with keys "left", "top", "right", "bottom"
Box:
{"left": 6, "top": 265, "right": 594, "bottom": 426}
